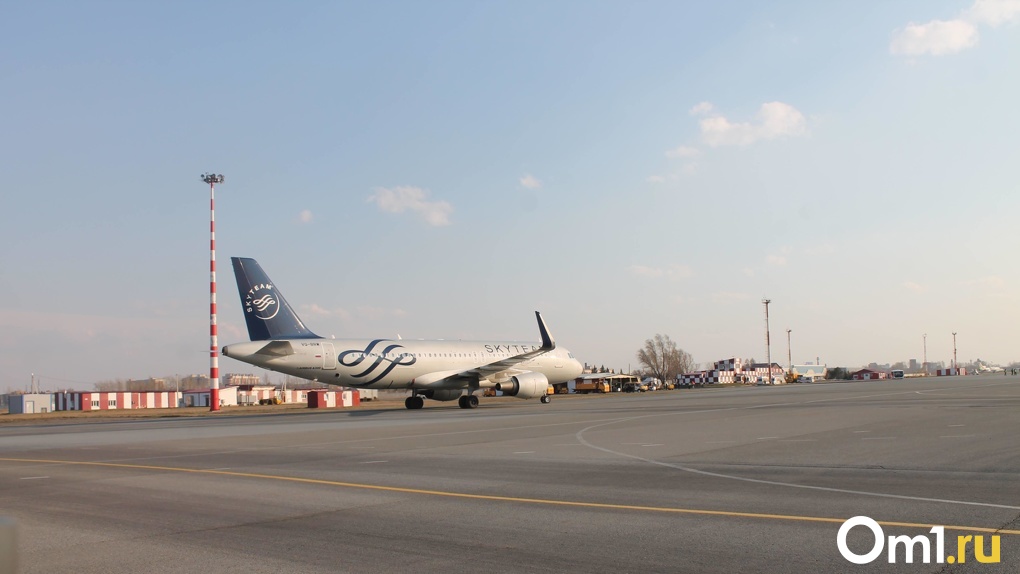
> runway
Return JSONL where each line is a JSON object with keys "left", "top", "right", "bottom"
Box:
{"left": 2, "top": 376, "right": 1019, "bottom": 573}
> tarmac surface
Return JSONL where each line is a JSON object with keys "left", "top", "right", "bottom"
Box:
{"left": 1, "top": 375, "right": 1019, "bottom": 573}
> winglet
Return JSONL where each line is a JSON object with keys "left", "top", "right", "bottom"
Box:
{"left": 535, "top": 311, "right": 555, "bottom": 350}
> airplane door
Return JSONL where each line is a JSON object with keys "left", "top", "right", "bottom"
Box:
{"left": 322, "top": 342, "right": 337, "bottom": 370}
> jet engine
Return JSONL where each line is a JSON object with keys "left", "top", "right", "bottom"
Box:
{"left": 421, "top": 389, "right": 462, "bottom": 402}
{"left": 495, "top": 372, "right": 549, "bottom": 399}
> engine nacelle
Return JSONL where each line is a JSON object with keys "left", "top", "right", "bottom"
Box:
{"left": 495, "top": 372, "right": 549, "bottom": 399}
{"left": 421, "top": 389, "right": 462, "bottom": 402}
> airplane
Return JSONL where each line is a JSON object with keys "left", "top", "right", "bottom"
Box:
{"left": 222, "top": 257, "right": 584, "bottom": 410}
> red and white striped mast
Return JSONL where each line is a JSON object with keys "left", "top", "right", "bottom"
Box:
{"left": 202, "top": 173, "right": 225, "bottom": 411}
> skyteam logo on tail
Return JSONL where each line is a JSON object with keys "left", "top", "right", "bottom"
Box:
{"left": 244, "top": 283, "right": 280, "bottom": 320}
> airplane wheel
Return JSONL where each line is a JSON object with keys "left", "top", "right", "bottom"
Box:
{"left": 467, "top": 395, "right": 479, "bottom": 408}
{"left": 540, "top": 395, "right": 551, "bottom": 404}
{"left": 458, "top": 396, "right": 470, "bottom": 409}
{"left": 405, "top": 396, "right": 424, "bottom": 410}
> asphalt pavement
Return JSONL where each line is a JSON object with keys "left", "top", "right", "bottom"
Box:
{"left": 1, "top": 376, "right": 1018, "bottom": 573}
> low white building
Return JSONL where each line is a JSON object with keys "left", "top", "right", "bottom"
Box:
{"left": 8, "top": 393, "right": 55, "bottom": 414}
{"left": 792, "top": 364, "right": 827, "bottom": 381}
{"left": 182, "top": 387, "right": 239, "bottom": 408}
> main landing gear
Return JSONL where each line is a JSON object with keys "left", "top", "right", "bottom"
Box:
{"left": 404, "top": 396, "right": 424, "bottom": 410}
{"left": 540, "top": 395, "right": 551, "bottom": 404}
{"left": 458, "top": 395, "right": 479, "bottom": 409}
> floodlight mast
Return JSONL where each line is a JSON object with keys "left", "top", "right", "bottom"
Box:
{"left": 763, "top": 298, "right": 772, "bottom": 384}
{"left": 923, "top": 333, "right": 927, "bottom": 376}
{"left": 202, "top": 173, "right": 224, "bottom": 411}
{"left": 952, "top": 332, "right": 958, "bottom": 374}
{"left": 786, "top": 329, "right": 792, "bottom": 373}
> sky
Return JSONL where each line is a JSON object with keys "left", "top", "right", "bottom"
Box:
{"left": 2, "top": 1, "right": 1018, "bottom": 391}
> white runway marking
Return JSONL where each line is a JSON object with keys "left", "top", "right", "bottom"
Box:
{"left": 513, "top": 451, "right": 535, "bottom": 454}
{"left": 853, "top": 430, "right": 870, "bottom": 433}
{"left": 20, "top": 476, "right": 49, "bottom": 480}
{"left": 640, "top": 444, "right": 663, "bottom": 447}
{"left": 939, "top": 435, "right": 976, "bottom": 439}
{"left": 360, "top": 460, "right": 388, "bottom": 464}
{"left": 948, "top": 424, "right": 965, "bottom": 427}
{"left": 861, "top": 437, "right": 895, "bottom": 440}
{"left": 756, "top": 437, "right": 778, "bottom": 440}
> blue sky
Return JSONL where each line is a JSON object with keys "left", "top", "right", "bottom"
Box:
{"left": 2, "top": 1, "right": 1018, "bottom": 390}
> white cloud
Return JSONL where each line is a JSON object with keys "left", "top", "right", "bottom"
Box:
{"left": 803, "top": 243, "right": 836, "bottom": 256}
{"left": 766, "top": 254, "right": 788, "bottom": 266}
{"left": 665, "top": 146, "right": 700, "bottom": 159}
{"left": 967, "top": 275, "right": 1006, "bottom": 289}
{"left": 689, "top": 102, "right": 714, "bottom": 116}
{"left": 902, "top": 281, "right": 927, "bottom": 293}
{"left": 966, "top": 0, "right": 1020, "bottom": 26}
{"left": 890, "top": 20, "right": 979, "bottom": 56}
{"left": 519, "top": 174, "right": 542, "bottom": 189}
{"left": 699, "top": 102, "right": 808, "bottom": 147}
{"left": 890, "top": 0, "right": 1020, "bottom": 56}
{"left": 298, "top": 209, "right": 313, "bottom": 223}
{"left": 630, "top": 264, "right": 693, "bottom": 280}
{"left": 368, "top": 186, "right": 453, "bottom": 227}
{"left": 646, "top": 175, "right": 666, "bottom": 184}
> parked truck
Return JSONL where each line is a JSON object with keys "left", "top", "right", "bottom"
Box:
{"left": 573, "top": 381, "right": 611, "bottom": 394}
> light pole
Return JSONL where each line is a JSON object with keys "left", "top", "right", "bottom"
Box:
{"left": 952, "top": 332, "right": 958, "bottom": 374}
{"left": 922, "top": 333, "right": 927, "bottom": 376}
{"left": 202, "top": 173, "right": 224, "bottom": 411}
{"left": 763, "top": 298, "right": 772, "bottom": 384}
{"left": 786, "top": 328, "right": 792, "bottom": 373}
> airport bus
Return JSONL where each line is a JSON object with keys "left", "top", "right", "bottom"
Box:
{"left": 891, "top": 369, "right": 904, "bottom": 379}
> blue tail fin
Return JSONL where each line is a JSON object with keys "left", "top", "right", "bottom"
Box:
{"left": 231, "top": 257, "right": 319, "bottom": 341}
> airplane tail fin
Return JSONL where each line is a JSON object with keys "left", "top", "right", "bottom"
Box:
{"left": 230, "top": 257, "right": 319, "bottom": 341}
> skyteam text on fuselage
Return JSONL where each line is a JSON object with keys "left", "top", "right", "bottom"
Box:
{"left": 222, "top": 257, "right": 584, "bottom": 409}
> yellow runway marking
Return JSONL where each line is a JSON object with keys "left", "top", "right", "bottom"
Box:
{"left": 2, "top": 456, "right": 1018, "bottom": 536}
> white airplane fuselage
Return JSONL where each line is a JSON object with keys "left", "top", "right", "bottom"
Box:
{"left": 223, "top": 338, "right": 581, "bottom": 391}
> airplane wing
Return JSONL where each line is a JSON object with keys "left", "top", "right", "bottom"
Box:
{"left": 415, "top": 311, "right": 556, "bottom": 387}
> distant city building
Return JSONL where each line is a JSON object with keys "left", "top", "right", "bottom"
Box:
{"left": 908, "top": 359, "right": 918, "bottom": 370}
{"left": 224, "top": 374, "right": 261, "bottom": 386}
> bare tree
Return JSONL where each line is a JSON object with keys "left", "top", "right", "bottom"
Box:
{"left": 636, "top": 334, "right": 695, "bottom": 384}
